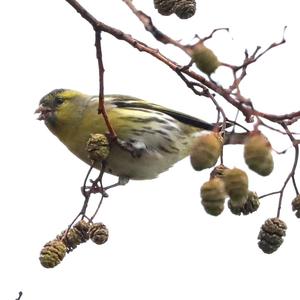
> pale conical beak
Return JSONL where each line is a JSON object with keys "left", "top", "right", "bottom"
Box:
{"left": 34, "top": 105, "right": 53, "bottom": 120}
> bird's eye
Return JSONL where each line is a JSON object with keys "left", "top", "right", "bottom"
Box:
{"left": 55, "top": 97, "right": 64, "bottom": 105}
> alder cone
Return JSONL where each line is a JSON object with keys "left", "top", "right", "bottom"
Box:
{"left": 244, "top": 132, "right": 274, "bottom": 176}
{"left": 86, "top": 133, "right": 110, "bottom": 162}
{"left": 228, "top": 191, "right": 260, "bottom": 215}
{"left": 89, "top": 223, "right": 109, "bottom": 245}
{"left": 174, "top": 0, "right": 196, "bottom": 19}
{"left": 258, "top": 218, "right": 287, "bottom": 254}
{"left": 154, "top": 0, "right": 176, "bottom": 15}
{"left": 57, "top": 220, "right": 91, "bottom": 252}
{"left": 200, "top": 178, "right": 227, "bottom": 216}
{"left": 39, "top": 240, "right": 67, "bottom": 268}
{"left": 223, "top": 168, "right": 249, "bottom": 208}
{"left": 292, "top": 195, "right": 300, "bottom": 218}
{"left": 190, "top": 133, "right": 222, "bottom": 171}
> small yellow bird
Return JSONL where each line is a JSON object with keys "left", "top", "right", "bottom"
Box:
{"left": 36, "top": 89, "right": 216, "bottom": 181}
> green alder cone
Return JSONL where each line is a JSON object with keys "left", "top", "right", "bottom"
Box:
{"left": 244, "top": 132, "right": 274, "bottom": 176}
{"left": 190, "top": 132, "right": 223, "bottom": 171}
{"left": 200, "top": 178, "right": 227, "bottom": 216}
{"left": 223, "top": 168, "right": 248, "bottom": 208}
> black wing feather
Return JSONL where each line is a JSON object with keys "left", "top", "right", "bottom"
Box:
{"left": 109, "top": 96, "right": 214, "bottom": 131}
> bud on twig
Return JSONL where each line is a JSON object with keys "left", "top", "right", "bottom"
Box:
{"left": 191, "top": 43, "right": 220, "bottom": 75}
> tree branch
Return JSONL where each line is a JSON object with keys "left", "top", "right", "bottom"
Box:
{"left": 65, "top": 0, "right": 300, "bottom": 126}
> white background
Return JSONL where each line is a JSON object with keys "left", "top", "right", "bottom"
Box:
{"left": 1, "top": 1, "right": 300, "bottom": 299}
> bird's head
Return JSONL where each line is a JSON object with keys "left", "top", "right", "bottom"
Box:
{"left": 35, "top": 89, "right": 86, "bottom": 129}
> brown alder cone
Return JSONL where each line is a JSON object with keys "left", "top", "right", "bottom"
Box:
{"left": 228, "top": 191, "right": 260, "bottom": 215}
{"left": 39, "top": 240, "right": 67, "bottom": 268}
{"left": 291, "top": 195, "right": 300, "bottom": 218}
{"left": 57, "top": 220, "right": 91, "bottom": 253}
{"left": 258, "top": 218, "right": 287, "bottom": 254}
{"left": 89, "top": 223, "right": 109, "bottom": 245}
{"left": 154, "top": 0, "right": 176, "bottom": 15}
{"left": 174, "top": 0, "right": 196, "bottom": 19}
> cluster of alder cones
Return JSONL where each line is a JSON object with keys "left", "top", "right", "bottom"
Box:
{"left": 189, "top": 130, "right": 300, "bottom": 254}
{"left": 40, "top": 220, "right": 109, "bottom": 268}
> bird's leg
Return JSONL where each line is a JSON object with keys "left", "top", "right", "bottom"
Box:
{"left": 104, "top": 176, "right": 130, "bottom": 190}
{"left": 80, "top": 162, "right": 109, "bottom": 201}
{"left": 81, "top": 179, "right": 109, "bottom": 197}
{"left": 84, "top": 179, "right": 109, "bottom": 197}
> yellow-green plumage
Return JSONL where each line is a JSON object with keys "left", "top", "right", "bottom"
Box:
{"left": 37, "top": 89, "right": 214, "bottom": 180}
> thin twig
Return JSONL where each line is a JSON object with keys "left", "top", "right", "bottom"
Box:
{"left": 198, "top": 28, "right": 230, "bottom": 43}
{"left": 95, "top": 31, "right": 117, "bottom": 139}
{"left": 276, "top": 122, "right": 299, "bottom": 217}
{"left": 225, "top": 28, "right": 286, "bottom": 93}
{"left": 258, "top": 119, "right": 300, "bottom": 135}
{"left": 90, "top": 194, "right": 105, "bottom": 221}
{"left": 15, "top": 291, "right": 23, "bottom": 300}
{"left": 259, "top": 191, "right": 281, "bottom": 200}
{"left": 292, "top": 175, "right": 299, "bottom": 195}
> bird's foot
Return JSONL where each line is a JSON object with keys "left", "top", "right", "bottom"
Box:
{"left": 104, "top": 176, "right": 130, "bottom": 190}
{"left": 81, "top": 181, "right": 109, "bottom": 198}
